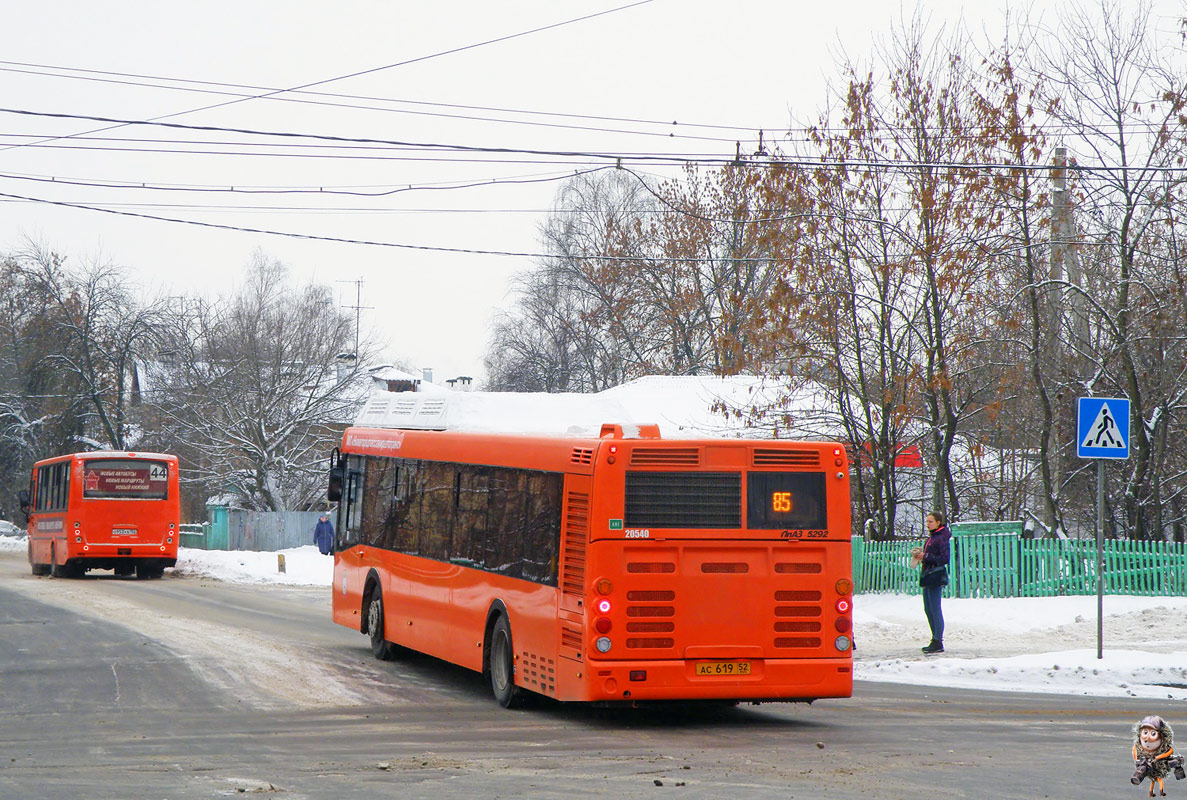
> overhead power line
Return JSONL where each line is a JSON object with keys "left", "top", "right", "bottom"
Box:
{"left": 0, "top": 62, "right": 746, "bottom": 145}
{"left": 7, "top": 107, "right": 1187, "bottom": 175}
{"left": 0, "top": 188, "right": 783, "bottom": 263}
{"left": 0, "top": 0, "right": 658, "bottom": 156}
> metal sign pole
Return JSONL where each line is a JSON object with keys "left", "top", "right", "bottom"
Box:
{"left": 1076, "top": 396, "right": 1130, "bottom": 662}
{"left": 1097, "top": 459, "right": 1104, "bottom": 660}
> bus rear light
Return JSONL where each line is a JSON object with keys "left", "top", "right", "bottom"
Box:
{"left": 835, "top": 472, "right": 845, "bottom": 480}
{"left": 169, "top": 523, "right": 175, "bottom": 529}
{"left": 595, "top": 617, "right": 612, "bottom": 634}
{"left": 835, "top": 617, "right": 852, "bottom": 633}
{"left": 629, "top": 670, "right": 646, "bottom": 682}
{"left": 835, "top": 578, "right": 852, "bottom": 595}
{"left": 166, "top": 537, "right": 173, "bottom": 544}
{"left": 75, "top": 536, "right": 82, "bottom": 543}
{"left": 595, "top": 578, "right": 613, "bottom": 595}
{"left": 835, "top": 458, "right": 844, "bottom": 467}
{"left": 82, "top": 545, "right": 89, "bottom": 551}
{"left": 74, "top": 521, "right": 80, "bottom": 528}
{"left": 159, "top": 545, "right": 166, "bottom": 552}
{"left": 595, "top": 637, "right": 612, "bottom": 653}
{"left": 833, "top": 447, "right": 842, "bottom": 457}
{"left": 835, "top": 598, "right": 851, "bottom": 614}
{"left": 596, "top": 599, "right": 611, "bottom": 614}
{"left": 834, "top": 636, "right": 852, "bottom": 652}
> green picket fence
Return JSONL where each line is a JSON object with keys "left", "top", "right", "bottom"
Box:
{"left": 853, "top": 522, "right": 1187, "bottom": 597}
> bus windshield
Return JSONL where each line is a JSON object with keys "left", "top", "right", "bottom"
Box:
{"left": 81, "top": 459, "right": 170, "bottom": 500}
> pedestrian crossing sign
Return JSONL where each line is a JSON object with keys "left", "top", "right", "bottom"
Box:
{"left": 1076, "top": 397, "right": 1130, "bottom": 459}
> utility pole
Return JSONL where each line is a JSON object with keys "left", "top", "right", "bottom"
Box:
{"left": 336, "top": 277, "right": 372, "bottom": 357}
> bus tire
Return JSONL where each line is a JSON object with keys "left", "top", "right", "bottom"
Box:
{"left": 366, "top": 588, "right": 397, "bottom": 661}
{"left": 136, "top": 564, "right": 164, "bottom": 580}
{"left": 50, "top": 547, "right": 69, "bottom": 578}
{"left": 488, "top": 615, "right": 525, "bottom": 709}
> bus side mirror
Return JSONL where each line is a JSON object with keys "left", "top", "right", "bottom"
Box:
{"left": 18, "top": 489, "right": 30, "bottom": 515}
{"left": 327, "top": 447, "right": 345, "bottom": 502}
{"left": 327, "top": 466, "right": 344, "bottom": 502}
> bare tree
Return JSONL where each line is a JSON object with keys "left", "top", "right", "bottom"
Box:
{"left": 15, "top": 243, "right": 166, "bottom": 451}
{"left": 148, "top": 252, "right": 365, "bottom": 511}
{"left": 1039, "top": 0, "right": 1187, "bottom": 539}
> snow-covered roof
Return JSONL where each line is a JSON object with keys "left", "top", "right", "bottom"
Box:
{"left": 353, "top": 375, "right": 840, "bottom": 440}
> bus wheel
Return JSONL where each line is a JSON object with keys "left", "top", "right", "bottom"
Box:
{"left": 366, "top": 589, "right": 397, "bottom": 661}
{"left": 489, "top": 615, "right": 525, "bottom": 709}
{"left": 50, "top": 549, "right": 70, "bottom": 578}
{"left": 136, "top": 564, "right": 164, "bottom": 580}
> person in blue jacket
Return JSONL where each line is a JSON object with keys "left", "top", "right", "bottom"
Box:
{"left": 911, "top": 511, "right": 951, "bottom": 654}
{"left": 314, "top": 512, "right": 334, "bottom": 555}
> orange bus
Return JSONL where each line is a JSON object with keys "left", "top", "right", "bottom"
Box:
{"left": 20, "top": 451, "right": 181, "bottom": 580}
{"left": 329, "top": 412, "right": 854, "bottom": 707}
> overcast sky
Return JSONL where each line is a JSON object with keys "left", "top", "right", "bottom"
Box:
{"left": 2, "top": 1, "right": 1183, "bottom": 383}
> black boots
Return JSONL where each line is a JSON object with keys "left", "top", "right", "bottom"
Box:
{"left": 922, "top": 640, "right": 944, "bottom": 654}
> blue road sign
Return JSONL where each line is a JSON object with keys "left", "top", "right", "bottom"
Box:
{"left": 1077, "top": 397, "right": 1130, "bottom": 459}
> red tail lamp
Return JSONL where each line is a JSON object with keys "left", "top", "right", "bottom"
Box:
{"left": 596, "top": 598, "right": 612, "bottom": 614}
{"left": 595, "top": 617, "right": 612, "bottom": 633}
{"left": 835, "top": 597, "right": 851, "bottom": 614}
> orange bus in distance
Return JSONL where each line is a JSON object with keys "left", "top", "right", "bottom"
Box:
{"left": 329, "top": 401, "right": 854, "bottom": 708}
{"left": 20, "top": 451, "right": 181, "bottom": 579}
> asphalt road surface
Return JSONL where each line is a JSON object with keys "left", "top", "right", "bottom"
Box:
{"left": 0, "top": 549, "right": 1159, "bottom": 799}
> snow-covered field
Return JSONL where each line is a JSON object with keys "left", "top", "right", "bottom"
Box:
{"left": 5, "top": 532, "right": 1187, "bottom": 701}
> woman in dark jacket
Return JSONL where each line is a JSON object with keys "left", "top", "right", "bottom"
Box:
{"left": 314, "top": 513, "right": 335, "bottom": 556}
{"left": 912, "top": 511, "right": 951, "bottom": 654}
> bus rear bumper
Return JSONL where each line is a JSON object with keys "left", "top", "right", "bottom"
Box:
{"left": 570, "top": 657, "right": 853, "bottom": 703}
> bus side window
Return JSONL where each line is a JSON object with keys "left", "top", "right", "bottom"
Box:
{"left": 338, "top": 457, "right": 364, "bottom": 549}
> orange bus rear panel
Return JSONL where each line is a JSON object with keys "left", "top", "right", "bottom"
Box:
{"left": 25, "top": 451, "right": 181, "bottom": 578}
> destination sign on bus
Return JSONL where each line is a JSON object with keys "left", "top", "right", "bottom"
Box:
{"left": 82, "top": 459, "right": 169, "bottom": 500}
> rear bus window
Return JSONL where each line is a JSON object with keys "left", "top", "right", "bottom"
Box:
{"left": 81, "top": 459, "right": 169, "bottom": 500}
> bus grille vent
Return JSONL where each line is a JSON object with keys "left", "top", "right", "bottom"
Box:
{"left": 701, "top": 562, "right": 749, "bottom": 574}
{"left": 775, "top": 605, "right": 822, "bottom": 617}
{"left": 753, "top": 448, "right": 821, "bottom": 466}
{"left": 415, "top": 398, "right": 447, "bottom": 417}
{"left": 626, "top": 605, "right": 675, "bottom": 618}
{"left": 624, "top": 472, "right": 741, "bottom": 528}
{"left": 561, "top": 625, "right": 582, "bottom": 651}
{"left": 626, "top": 621, "right": 675, "bottom": 633}
{"left": 570, "top": 447, "right": 594, "bottom": 465}
{"left": 562, "top": 492, "right": 589, "bottom": 595}
{"left": 775, "top": 621, "right": 821, "bottom": 632}
{"left": 630, "top": 448, "right": 700, "bottom": 466}
{"left": 774, "top": 590, "right": 822, "bottom": 601}
{"left": 627, "top": 638, "right": 675, "bottom": 649}
{"left": 626, "top": 562, "right": 675, "bottom": 573}
{"left": 519, "top": 650, "right": 557, "bottom": 695}
{"left": 391, "top": 397, "right": 417, "bottom": 414}
{"left": 774, "top": 637, "right": 822, "bottom": 648}
{"left": 626, "top": 590, "right": 675, "bottom": 601}
{"left": 774, "top": 562, "right": 823, "bottom": 574}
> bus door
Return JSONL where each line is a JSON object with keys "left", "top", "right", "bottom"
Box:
{"left": 332, "top": 455, "right": 368, "bottom": 629}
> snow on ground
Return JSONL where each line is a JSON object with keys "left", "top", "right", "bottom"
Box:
{"left": 6, "top": 531, "right": 1187, "bottom": 700}
{"left": 172, "top": 544, "right": 334, "bottom": 586}
{"left": 854, "top": 593, "right": 1187, "bottom": 701}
